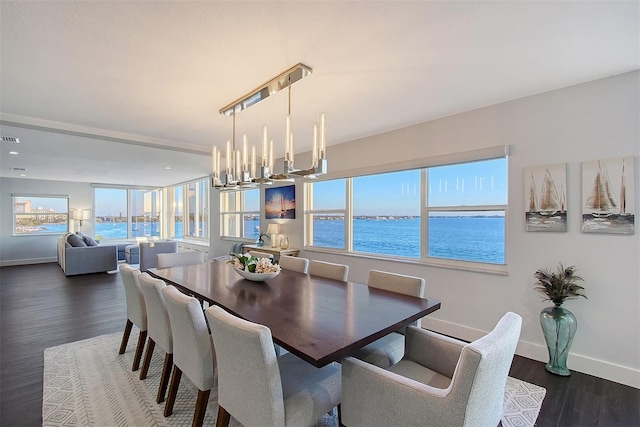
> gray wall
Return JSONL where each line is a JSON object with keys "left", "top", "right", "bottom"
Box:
{"left": 0, "top": 178, "right": 95, "bottom": 265}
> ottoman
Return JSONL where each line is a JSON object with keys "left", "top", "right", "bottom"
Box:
{"left": 125, "top": 244, "right": 140, "bottom": 264}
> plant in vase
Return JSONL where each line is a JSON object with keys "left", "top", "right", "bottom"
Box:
{"left": 254, "top": 233, "right": 269, "bottom": 247}
{"left": 534, "top": 263, "right": 587, "bottom": 376}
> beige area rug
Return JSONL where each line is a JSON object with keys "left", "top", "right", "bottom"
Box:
{"left": 43, "top": 332, "right": 545, "bottom": 427}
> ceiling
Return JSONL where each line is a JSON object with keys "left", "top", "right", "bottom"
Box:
{"left": 1, "top": 1, "right": 638, "bottom": 187}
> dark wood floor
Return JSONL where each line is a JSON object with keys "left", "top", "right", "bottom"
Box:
{"left": 1, "top": 263, "right": 638, "bottom": 426}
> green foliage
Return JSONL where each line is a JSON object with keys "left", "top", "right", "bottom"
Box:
{"left": 534, "top": 263, "right": 587, "bottom": 306}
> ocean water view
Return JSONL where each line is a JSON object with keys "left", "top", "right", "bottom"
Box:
{"left": 74, "top": 217, "right": 503, "bottom": 265}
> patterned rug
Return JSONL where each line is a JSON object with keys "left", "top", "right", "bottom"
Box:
{"left": 43, "top": 332, "right": 545, "bottom": 427}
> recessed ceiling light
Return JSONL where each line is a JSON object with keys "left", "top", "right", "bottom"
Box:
{"left": 8, "top": 151, "right": 19, "bottom": 155}
{"left": 19, "top": 174, "right": 26, "bottom": 177}
{"left": 165, "top": 166, "right": 172, "bottom": 170}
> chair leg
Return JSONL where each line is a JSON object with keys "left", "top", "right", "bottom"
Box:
{"left": 192, "top": 389, "right": 211, "bottom": 427}
{"left": 156, "top": 353, "right": 173, "bottom": 404}
{"left": 140, "top": 338, "right": 155, "bottom": 380}
{"left": 216, "top": 406, "right": 231, "bottom": 427}
{"left": 119, "top": 320, "right": 133, "bottom": 354}
{"left": 338, "top": 404, "right": 343, "bottom": 427}
{"left": 164, "top": 365, "right": 182, "bottom": 417}
{"left": 132, "top": 330, "right": 147, "bottom": 371}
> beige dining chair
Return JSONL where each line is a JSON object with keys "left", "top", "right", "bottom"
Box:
{"left": 137, "top": 272, "right": 173, "bottom": 403}
{"left": 205, "top": 305, "right": 342, "bottom": 427}
{"left": 157, "top": 251, "right": 204, "bottom": 269}
{"left": 341, "top": 312, "right": 522, "bottom": 427}
{"left": 309, "top": 259, "right": 349, "bottom": 281}
{"left": 248, "top": 250, "right": 274, "bottom": 259}
{"left": 352, "top": 269, "right": 425, "bottom": 368}
{"left": 162, "top": 285, "right": 215, "bottom": 427}
{"left": 278, "top": 255, "right": 309, "bottom": 273}
{"left": 118, "top": 264, "right": 147, "bottom": 371}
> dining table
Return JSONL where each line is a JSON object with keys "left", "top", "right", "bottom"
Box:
{"left": 148, "top": 260, "right": 441, "bottom": 368}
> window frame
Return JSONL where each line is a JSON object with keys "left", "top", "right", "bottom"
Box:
{"left": 304, "top": 146, "right": 508, "bottom": 274}
{"left": 219, "top": 188, "right": 260, "bottom": 241}
{"left": 12, "top": 194, "right": 69, "bottom": 236}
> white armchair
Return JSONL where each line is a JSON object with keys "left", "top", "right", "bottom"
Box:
{"left": 341, "top": 312, "right": 522, "bottom": 427}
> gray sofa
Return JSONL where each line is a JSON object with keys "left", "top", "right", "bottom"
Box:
{"left": 57, "top": 233, "right": 118, "bottom": 276}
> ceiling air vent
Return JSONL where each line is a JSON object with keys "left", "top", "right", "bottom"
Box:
{"left": 11, "top": 167, "right": 26, "bottom": 171}
{"left": 2, "top": 136, "right": 20, "bottom": 143}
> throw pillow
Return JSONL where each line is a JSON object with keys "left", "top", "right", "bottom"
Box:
{"left": 82, "top": 235, "right": 98, "bottom": 246}
{"left": 67, "top": 233, "right": 87, "bottom": 247}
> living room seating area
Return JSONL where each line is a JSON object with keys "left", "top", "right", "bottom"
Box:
{"left": 57, "top": 232, "right": 118, "bottom": 276}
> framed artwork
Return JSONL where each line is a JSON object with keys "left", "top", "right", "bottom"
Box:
{"left": 581, "top": 156, "right": 635, "bottom": 234}
{"left": 265, "top": 184, "right": 296, "bottom": 219}
{"left": 524, "top": 163, "right": 567, "bottom": 232}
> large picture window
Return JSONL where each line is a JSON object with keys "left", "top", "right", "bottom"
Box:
{"left": 94, "top": 187, "right": 162, "bottom": 240}
{"left": 220, "top": 189, "right": 260, "bottom": 239}
{"left": 305, "top": 149, "right": 508, "bottom": 271}
{"left": 13, "top": 195, "right": 69, "bottom": 235}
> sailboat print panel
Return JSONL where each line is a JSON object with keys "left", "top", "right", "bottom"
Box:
{"left": 265, "top": 184, "right": 296, "bottom": 219}
{"left": 582, "top": 156, "right": 635, "bottom": 234}
{"left": 524, "top": 163, "right": 567, "bottom": 232}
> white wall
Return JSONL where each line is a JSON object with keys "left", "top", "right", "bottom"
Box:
{"left": 0, "top": 178, "right": 95, "bottom": 265}
{"left": 211, "top": 71, "right": 640, "bottom": 387}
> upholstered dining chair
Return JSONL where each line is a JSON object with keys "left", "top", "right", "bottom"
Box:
{"left": 137, "top": 272, "right": 173, "bottom": 403}
{"left": 352, "top": 270, "right": 425, "bottom": 368}
{"left": 248, "top": 250, "right": 274, "bottom": 259}
{"left": 119, "top": 263, "right": 147, "bottom": 371}
{"left": 340, "top": 312, "right": 522, "bottom": 427}
{"left": 161, "top": 285, "right": 215, "bottom": 427}
{"left": 309, "top": 260, "right": 349, "bottom": 281}
{"left": 157, "top": 251, "right": 204, "bottom": 269}
{"left": 278, "top": 255, "right": 309, "bottom": 274}
{"left": 205, "top": 305, "right": 342, "bottom": 427}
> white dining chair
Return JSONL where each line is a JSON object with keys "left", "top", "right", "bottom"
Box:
{"left": 351, "top": 269, "right": 425, "bottom": 368}
{"left": 309, "top": 259, "right": 349, "bottom": 281}
{"left": 157, "top": 251, "right": 204, "bottom": 269}
{"left": 341, "top": 312, "right": 522, "bottom": 427}
{"left": 278, "top": 255, "right": 309, "bottom": 273}
{"left": 205, "top": 305, "right": 342, "bottom": 427}
{"left": 118, "top": 263, "right": 147, "bottom": 371}
{"left": 137, "top": 272, "right": 173, "bottom": 403}
{"left": 248, "top": 250, "right": 274, "bottom": 259}
{"left": 162, "top": 285, "right": 215, "bottom": 427}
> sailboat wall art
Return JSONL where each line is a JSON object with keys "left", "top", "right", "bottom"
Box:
{"left": 265, "top": 184, "right": 296, "bottom": 220}
{"left": 582, "top": 156, "right": 635, "bottom": 235}
{"left": 524, "top": 163, "right": 568, "bottom": 232}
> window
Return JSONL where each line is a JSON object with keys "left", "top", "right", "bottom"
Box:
{"left": 94, "top": 187, "right": 162, "bottom": 240}
{"left": 305, "top": 149, "right": 507, "bottom": 271}
{"left": 167, "top": 185, "right": 184, "bottom": 238}
{"left": 13, "top": 195, "right": 69, "bottom": 235}
{"left": 220, "top": 189, "right": 260, "bottom": 239}
{"left": 185, "top": 180, "right": 209, "bottom": 239}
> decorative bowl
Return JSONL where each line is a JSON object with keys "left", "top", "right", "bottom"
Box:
{"left": 233, "top": 267, "right": 280, "bottom": 282}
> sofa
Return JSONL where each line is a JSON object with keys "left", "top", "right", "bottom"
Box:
{"left": 57, "top": 233, "right": 118, "bottom": 276}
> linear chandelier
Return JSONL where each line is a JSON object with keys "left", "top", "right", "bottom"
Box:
{"left": 211, "top": 63, "right": 327, "bottom": 189}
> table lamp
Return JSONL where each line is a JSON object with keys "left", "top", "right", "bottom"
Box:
{"left": 266, "top": 224, "right": 281, "bottom": 248}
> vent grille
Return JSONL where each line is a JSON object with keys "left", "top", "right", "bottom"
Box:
{"left": 2, "top": 136, "right": 20, "bottom": 143}
{"left": 11, "top": 167, "right": 26, "bottom": 171}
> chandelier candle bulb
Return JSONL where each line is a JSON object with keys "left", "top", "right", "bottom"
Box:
{"left": 242, "top": 135, "right": 248, "bottom": 170}
{"left": 262, "top": 126, "right": 268, "bottom": 167}
{"left": 226, "top": 141, "right": 232, "bottom": 175}
{"left": 269, "top": 139, "right": 274, "bottom": 172}
{"left": 320, "top": 113, "right": 326, "bottom": 159}
{"left": 312, "top": 124, "right": 318, "bottom": 167}
{"left": 251, "top": 145, "right": 256, "bottom": 178}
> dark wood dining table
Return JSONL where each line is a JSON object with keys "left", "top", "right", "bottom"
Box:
{"left": 148, "top": 261, "right": 441, "bottom": 368}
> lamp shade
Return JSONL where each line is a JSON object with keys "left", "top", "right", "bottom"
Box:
{"left": 72, "top": 210, "right": 82, "bottom": 220}
{"left": 266, "top": 224, "right": 280, "bottom": 235}
{"left": 81, "top": 209, "right": 92, "bottom": 220}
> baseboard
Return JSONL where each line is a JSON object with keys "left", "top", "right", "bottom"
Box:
{"left": 422, "top": 317, "right": 640, "bottom": 389}
{"left": 0, "top": 257, "right": 57, "bottom": 267}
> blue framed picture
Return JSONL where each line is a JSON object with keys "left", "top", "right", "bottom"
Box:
{"left": 265, "top": 185, "right": 295, "bottom": 219}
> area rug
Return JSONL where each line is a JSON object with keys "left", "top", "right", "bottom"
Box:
{"left": 43, "top": 332, "right": 546, "bottom": 427}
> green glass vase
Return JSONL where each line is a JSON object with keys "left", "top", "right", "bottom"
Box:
{"left": 540, "top": 304, "right": 577, "bottom": 376}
